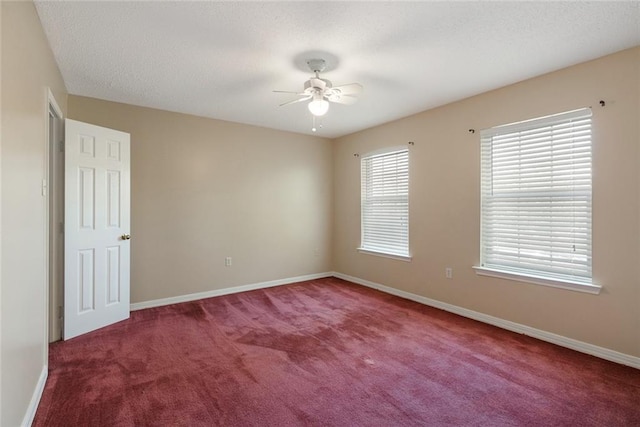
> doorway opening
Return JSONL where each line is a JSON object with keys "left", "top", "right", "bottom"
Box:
{"left": 47, "top": 90, "right": 64, "bottom": 342}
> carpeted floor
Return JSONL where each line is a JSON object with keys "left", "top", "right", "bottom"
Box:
{"left": 34, "top": 277, "right": 640, "bottom": 426}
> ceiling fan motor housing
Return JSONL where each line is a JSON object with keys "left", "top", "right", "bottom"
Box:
{"left": 305, "top": 78, "right": 331, "bottom": 92}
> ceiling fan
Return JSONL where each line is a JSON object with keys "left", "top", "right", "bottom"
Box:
{"left": 274, "top": 59, "right": 363, "bottom": 117}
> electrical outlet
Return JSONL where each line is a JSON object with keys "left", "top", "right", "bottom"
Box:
{"left": 445, "top": 267, "right": 453, "bottom": 279}
{"left": 225, "top": 257, "right": 232, "bottom": 267}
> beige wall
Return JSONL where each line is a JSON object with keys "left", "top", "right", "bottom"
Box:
{"left": 333, "top": 47, "right": 640, "bottom": 357}
{"left": 1, "top": 2, "right": 3, "bottom": 421}
{"left": 1, "top": 2, "right": 68, "bottom": 426}
{"left": 68, "top": 97, "right": 333, "bottom": 304}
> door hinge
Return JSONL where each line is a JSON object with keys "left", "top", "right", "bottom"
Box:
{"left": 58, "top": 305, "right": 63, "bottom": 320}
{"left": 59, "top": 140, "right": 64, "bottom": 152}
{"left": 59, "top": 222, "right": 64, "bottom": 234}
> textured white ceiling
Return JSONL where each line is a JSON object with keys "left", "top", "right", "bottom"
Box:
{"left": 35, "top": 1, "right": 640, "bottom": 138}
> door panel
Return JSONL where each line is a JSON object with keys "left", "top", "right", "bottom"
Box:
{"left": 64, "top": 119, "right": 130, "bottom": 339}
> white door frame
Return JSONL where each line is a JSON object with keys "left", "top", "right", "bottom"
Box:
{"left": 46, "top": 89, "right": 64, "bottom": 343}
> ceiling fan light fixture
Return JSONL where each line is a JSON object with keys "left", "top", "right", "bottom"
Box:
{"left": 275, "top": 57, "right": 362, "bottom": 125}
{"left": 308, "top": 97, "right": 329, "bottom": 116}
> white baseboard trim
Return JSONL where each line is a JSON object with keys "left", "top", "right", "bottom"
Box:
{"left": 332, "top": 272, "right": 640, "bottom": 370}
{"left": 22, "top": 365, "right": 48, "bottom": 427}
{"left": 130, "top": 272, "right": 333, "bottom": 311}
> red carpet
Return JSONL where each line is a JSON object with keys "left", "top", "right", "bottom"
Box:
{"left": 34, "top": 277, "right": 640, "bottom": 426}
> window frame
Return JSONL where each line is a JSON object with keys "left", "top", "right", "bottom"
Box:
{"left": 475, "top": 108, "right": 601, "bottom": 294}
{"left": 358, "top": 146, "right": 411, "bottom": 262}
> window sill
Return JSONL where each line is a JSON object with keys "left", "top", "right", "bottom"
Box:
{"left": 358, "top": 248, "right": 412, "bottom": 262}
{"left": 473, "top": 266, "right": 602, "bottom": 295}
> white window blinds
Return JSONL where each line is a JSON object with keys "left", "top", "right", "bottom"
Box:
{"left": 480, "top": 108, "right": 593, "bottom": 284}
{"left": 360, "top": 149, "right": 409, "bottom": 258}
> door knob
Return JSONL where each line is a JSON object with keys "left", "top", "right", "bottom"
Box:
{"left": 121, "top": 234, "right": 131, "bottom": 240}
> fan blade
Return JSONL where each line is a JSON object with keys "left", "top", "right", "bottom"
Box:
{"left": 273, "top": 90, "right": 305, "bottom": 95}
{"left": 328, "top": 83, "right": 363, "bottom": 96}
{"left": 327, "top": 94, "right": 358, "bottom": 105}
{"left": 279, "top": 95, "right": 312, "bottom": 107}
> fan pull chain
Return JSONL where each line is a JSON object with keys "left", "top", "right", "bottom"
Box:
{"left": 311, "top": 116, "right": 323, "bottom": 133}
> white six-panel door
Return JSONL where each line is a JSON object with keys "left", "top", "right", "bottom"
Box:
{"left": 64, "top": 119, "right": 131, "bottom": 339}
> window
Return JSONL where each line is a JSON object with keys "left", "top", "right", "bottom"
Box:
{"left": 359, "top": 148, "right": 410, "bottom": 260}
{"left": 476, "top": 108, "right": 599, "bottom": 293}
